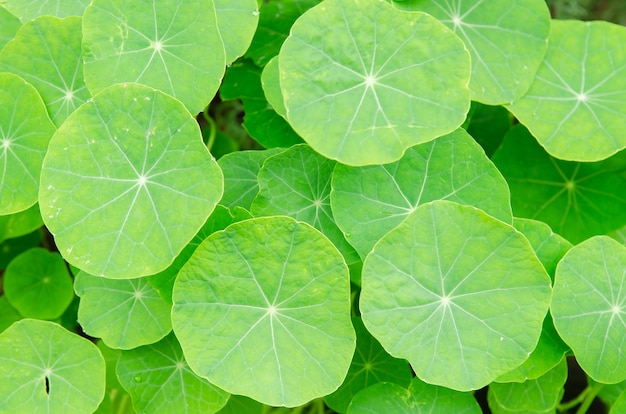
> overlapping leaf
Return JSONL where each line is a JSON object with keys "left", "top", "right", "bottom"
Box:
{"left": 2, "top": 0, "right": 89, "bottom": 21}
{"left": 214, "top": 0, "right": 259, "bottom": 64}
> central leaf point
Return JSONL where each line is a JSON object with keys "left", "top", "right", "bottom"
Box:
{"left": 64, "top": 90, "right": 74, "bottom": 101}
{"left": 452, "top": 15, "right": 462, "bottom": 28}
{"left": 565, "top": 180, "right": 575, "bottom": 191}
{"left": 137, "top": 175, "right": 148, "bottom": 186}
{"left": 364, "top": 75, "right": 377, "bottom": 87}
{"left": 151, "top": 40, "right": 163, "bottom": 51}
{"left": 612, "top": 305, "right": 621, "bottom": 315}
{"left": 576, "top": 92, "right": 587, "bottom": 102}
{"left": 1, "top": 138, "right": 10, "bottom": 149}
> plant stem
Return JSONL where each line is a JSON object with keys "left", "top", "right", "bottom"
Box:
{"left": 202, "top": 105, "right": 217, "bottom": 151}
{"left": 575, "top": 382, "right": 604, "bottom": 414}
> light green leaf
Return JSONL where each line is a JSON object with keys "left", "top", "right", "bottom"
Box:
{"left": 82, "top": 0, "right": 225, "bottom": 115}
{"left": 214, "top": 0, "right": 259, "bottom": 64}
{"left": 347, "top": 377, "right": 481, "bottom": 414}
{"left": 261, "top": 56, "right": 286, "bottom": 118}
{"left": 3, "top": 248, "right": 73, "bottom": 320}
{"left": 74, "top": 271, "right": 171, "bottom": 349}
{"left": 360, "top": 200, "right": 552, "bottom": 391}
{"left": 492, "top": 125, "right": 626, "bottom": 244}
{"left": 0, "top": 319, "right": 105, "bottom": 413}
{"left": 490, "top": 358, "right": 567, "bottom": 413}
{"left": 95, "top": 341, "right": 135, "bottom": 414}
{"left": 0, "top": 16, "right": 89, "bottom": 126}
{"left": 2, "top": 0, "right": 89, "bottom": 21}
{"left": 116, "top": 333, "right": 229, "bottom": 414}
{"left": 0, "top": 6, "right": 20, "bottom": 49}
{"left": 551, "top": 235, "right": 626, "bottom": 383}
{"left": 252, "top": 144, "right": 359, "bottom": 265}
{"left": 325, "top": 317, "right": 412, "bottom": 414}
{"left": 279, "top": 0, "right": 470, "bottom": 166}
{"left": 331, "top": 128, "right": 512, "bottom": 259}
{"left": 217, "top": 148, "right": 284, "bottom": 210}
{"left": 392, "top": 0, "right": 550, "bottom": 104}
{"left": 0, "top": 204, "right": 43, "bottom": 243}
{"left": 39, "top": 83, "right": 223, "bottom": 278}
{"left": 599, "top": 379, "right": 626, "bottom": 408}
{"left": 172, "top": 216, "right": 355, "bottom": 407}
{"left": 0, "top": 73, "right": 56, "bottom": 215}
{"left": 611, "top": 390, "right": 626, "bottom": 414}
{"left": 507, "top": 20, "right": 626, "bottom": 161}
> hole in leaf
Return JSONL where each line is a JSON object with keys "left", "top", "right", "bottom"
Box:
{"left": 44, "top": 376, "right": 50, "bottom": 394}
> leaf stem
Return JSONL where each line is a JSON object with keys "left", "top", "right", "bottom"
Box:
{"left": 575, "top": 382, "right": 604, "bottom": 414}
{"left": 202, "top": 105, "right": 217, "bottom": 151}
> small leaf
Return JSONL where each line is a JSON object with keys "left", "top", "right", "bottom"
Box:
{"left": 0, "top": 296, "right": 21, "bottom": 333}
{"left": 261, "top": 56, "right": 287, "bottom": 118}
{"left": 360, "top": 200, "right": 552, "bottom": 391}
{"left": 0, "top": 319, "right": 105, "bottom": 413}
{"left": 0, "top": 203, "right": 43, "bottom": 243}
{"left": 214, "top": 0, "right": 259, "bottom": 64}
{"left": 172, "top": 216, "right": 355, "bottom": 407}
{"left": 551, "top": 235, "right": 626, "bottom": 383}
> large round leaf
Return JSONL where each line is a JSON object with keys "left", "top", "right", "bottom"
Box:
{"left": 172, "top": 216, "right": 355, "bottom": 407}
{"left": 2, "top": 0, "right": 89, "bottom": 21}
{"left": 507, "top": 20, "right": 626, "bottom": 161}
{"left": 392, "top": 0, "right": 550, "bottom": 104}
{"left": 0, "top": 319, "right": 105, "bottom": 413}
{"left": 0, "top": 73, "right": 56, "bottom": 215}
{"left": 360, "top": 200, "right": 552, "bottom": 391}
{"left": 551, "top": 236, "right": 626, "bottom": 383}
{"left": 82, "top": 0, "right": 225, "bottom": 115}
{"left": 214, "top": 0, "right": 259, "bottom": 64}
{"left": 39, "top": 82, "right": 223, "bottom": 278}
{"left": 279, "top": 0, "right": 470, "bottom": 166}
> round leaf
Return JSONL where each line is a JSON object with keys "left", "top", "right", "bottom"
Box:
{"left": 507, "top": 20, "right": 626, "bottom": 161}
{"left": 551, "top": 235, "right": 626, "bottom": 383}
{"left": 214, "top": 0, "right": 259, "bottom": 64}
{"left": 0, "top": 16, "right": 90, "bottom": 126}
{"left": 82, "top": 0, "right": 226, "bottom": 115}
{"left": 360, "top": 200, "right": 552, "bottom": 391}
{"left": 0, "top": 319, "right": 105, "bottom": 413}
{"left": 75, "top": 271, "right": 171, "bottom": 349}
{"left": 2, "top": 0, "right": 89, "bottom": 21}
{"left": 4, "top": 248, "right": 73, "bottom": 320}
{"left": 0, "top": 73, "right": 56, "bottom": 215}
{"left": 279, "top": 0, "right": 470, "bottom": 166}
{"left": 39, "top": 82, "right": 223, "bottom": 278}
{"left": 172, "top": 216, "right": 355, "bottom": 407}
{"left": 262, "top": 56, "right": 287, "bottom": 118}
{"left": 0, "top": 203, "right": 43, "bottom": 243}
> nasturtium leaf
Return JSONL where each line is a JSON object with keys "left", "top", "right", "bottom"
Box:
{"left": 0, "top": 319, "right": 105, "bottom": 413}
{"left": 82, "top": 0, "right": 225, "bottom": 115}
{"left": 214, "top": 0, "right": 259, "bottom": 64}
{"left": 0, "top": 204, "right": 43, "bottom": 243}
{"left": 0, "top": 228, "right": 41, "bottom": 269}
{"left": 611, "top": 390, "right": 626, "bottom": 414}
{"left": 279, "top": 0, "right": 471, "bottom": 166}
{"left": 325, "top": 317, "right": 412, "bottom": 414}
{"left": 4, "top": 248, "right": 73, "bottom": 320}
{"left": 262, "top": 56, "right": 287, "bottom": 118}
{"left": 492, "top": 125, "right": 626, "bottom": 244}
{"left": 39, "top": 83, "right": 223, "bottom": 278}
{"left": 172, "top": 216, "right": 355, "bottom": 407}
{"left": 0, "top": 296, "right": 21, "bottom": 333}
{"left": 551, "top": 236, "right": 626, "bottom": 383}
{"left": 490, "top": 358, "right": 567, "bottom": 413}
{"left": 117, "top": 333, "right": 229, "bottom": 414}
{"left": 217, "top": 148, "right": 284, "bottom": 210}
{"left": 599, "top": 379, "right": 626, "bottom": 409}
{"left": 331, "top": 128, "right": 512, "bottom": 259}
{"left": 220, "top": 59, "right": 303, "bottom": 148}
{"left": 610, "top": 225, "right": 626, "bottom": 245}
{"left": 347, "top": 377, "right": 481, "bottom": 414}
{"left": 2, "top": 0, "right": 89, "bottom": 21}
{"left": 360, "top": 200, "right": 552, "bottom": 391}
{"left": 507, "top": 20, "right": 626, "bottom": 161}
{"left": 0, "top": 6, "right": 20, "bottom": 49}
{"left": 216, "top": 395, "right": 263, "bottom": 414}
{"left": 245, "top": 0, "right": 321, "bottom": 67}
{"left": 392, "top": 0, "right": 550, "bottom": 105}
{"left": 466, "top": 102, "right": 513, "bottom": 157}
{"left": 0, "top": 16, "right": 89, "bottom": 126}
{"left": 0, "top": 73, "right": 56, "bottom": 215}
{"left": 96, "top": 341, "right": 135, "bottom": 414}
{"left": 252, "top": 144, "right": 359, "bottom": 266}
{"left": 75, "top": 271, "right": 171, "bottom": 349}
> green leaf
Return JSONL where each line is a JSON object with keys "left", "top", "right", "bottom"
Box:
{"left": 0, "top": 16, "right": 89, "bottom": 126}
{"left": 279, "top": 0, "right": 470, "bottom": 166}
{"left": 0, "top": 319, "right": 105, "bottom": 413}
{"left": 492, "top": 125, "right": 626, "bottom": 244}
{"left": 0, "top": 6, "right": 20, "bottom": 49}
{"left": 551, "top": 235, "right": 626, "bottom": 383}
{"left": 261, "top": 56, "right": 287, "bottom": 118}
{"left": 39, "top": 83, "right": 223, "bottom": 278}
{"left": 82, "top": 0, "right": 225, "bottom": 115}
{"left": 360, "top": 200, "right": 552, "bottom": 391}
{"left": 346, "top": 377, "right": 481, "bottom": 414}
{"left": 217, "top": 148, "right": 284, "bottom": 210}
{"left": 490, "top": 358, "right": 567, "bottom": 413}
{"left": 251, "top": 144, "right": 359, "bottom": 265}
{"left": 95, "top": 341, "right": 136, "bottom": 414}
{"left": 392, "top": 0, "right": 550, "bottom": 105}
{"left": 507, "top": 20, "right": 626, "bottom": 161}
{"left": 611, "top": 390, "right": 626, "bottom": 414}
{"left": 0, "top": 228, "right": 41, "bottom": 269}
{"left": 214, "top": 0, "right": 259, "bottom": 64}
{"left": 2, "top": 0, "right": 89, "bottom": 21}
{"left": 466, "top": 102, "right": 513, "bottom": 157}
{"left": 0, "top": 296, "right": 21, "bottom": 333}
{"left": 74, "top": 271, "right": 171, "bottom": 349}
{"left": 172, "top": 216, "right": 355, "bottom": 407}
{"left": 325, "top": 317, "right": 412, "bottom": 414}
{"left": 3, "top": 248, "right": 73, "bottom": 320}
{"left": 0, "top": 204, "right": 43, "bottom": 243}
{"left": 116, "top": 333, "right": 229, "bottom": 413}
{"left": 331, "top": 128, "right": 512, "bottom": 259}
{"left": 0, "top": 73, "right": 56, "bottom": 214}
{"left": 216, "top": 395, "right": 263, "bottom": 414}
